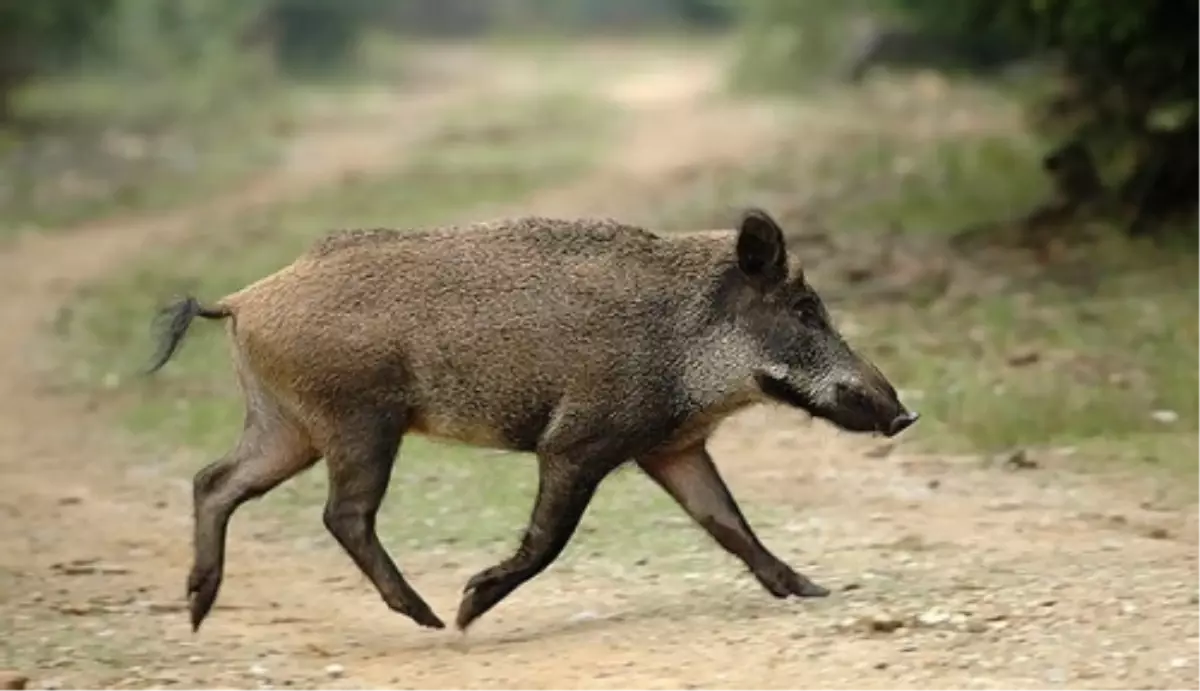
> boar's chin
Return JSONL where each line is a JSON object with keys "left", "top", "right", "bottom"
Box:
{"left": 754, "top": 372, "right": 816, "bottom": 411}
{"left": 754, "top": 373, "right": 877, "bottom": 434}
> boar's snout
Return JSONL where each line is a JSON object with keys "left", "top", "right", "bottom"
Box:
{"left": 826, "top": 357, "right": 919, "bottom": 438}
{"left": 886, "top": 409, "right": 920, "bottom": 437}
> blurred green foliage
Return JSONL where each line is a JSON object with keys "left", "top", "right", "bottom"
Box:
{"left": 904, "top": 0, "right": 1197, "bottom": 236}
{"left": 0, "top": 0, "right": 734, "bottom": 120}
{"left": 0, "top": 0, "right": 115, "bottom": 117}
{"left": 730, "top": 0, "right": 1198, "bottom": 237}
{"left": 895, "top": 0, "right": 1197, "bottom": 137}
{"left": 728, "top": 0, "right": 875, "bottom": 91}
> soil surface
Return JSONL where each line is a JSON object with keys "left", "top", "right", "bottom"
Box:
{"left": 1, "top": 43, "right": 1196, "bottom": 690}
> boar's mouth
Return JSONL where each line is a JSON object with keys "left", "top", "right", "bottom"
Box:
{"left": 755, "top": 372, "right": 898, "bottom": 436}
{"left": 755, "top": 372, "right": 818, "bottom": 413}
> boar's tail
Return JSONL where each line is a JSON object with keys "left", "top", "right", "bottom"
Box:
{"left": 145, "top": 296, "right": 233, "bottom": 375}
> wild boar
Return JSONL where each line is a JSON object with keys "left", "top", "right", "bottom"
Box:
{"left": 147, "top": 208, "right": 918, "bottom": 633}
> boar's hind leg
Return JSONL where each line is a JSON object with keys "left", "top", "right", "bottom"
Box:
{"left": 189, "top": 411, "right": 319, "bottom": 632}
{"left": 455, "top": 439, "right": 626, "bottom": 631}
{"left": 637, "top": 444, "right": 830, "bottom": 600}
{"left": 321, "top": 412, "right": 444, "bottom": 629}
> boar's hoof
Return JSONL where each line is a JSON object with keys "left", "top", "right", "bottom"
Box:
{"left": 456, "top": 571, "right": 509, "bottom": 631}
{"left": 401, "top": 600, "right": 447, "bottom": 630}
{"left": 187, "top": 566, "right": 221, "bottom": 632}
{"left": 756, "top": 562, "right": 831, "bottom": 599}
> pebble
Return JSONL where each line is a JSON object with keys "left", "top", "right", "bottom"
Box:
{"left": 963, "top": 619, "right": 989, "bottom": 634}
{"left": 1169, "top": 657, "right": 1191, "bottom": 670}
{"left": 916, "top": 607, "right": 950, "bottom": 627}
{"left": 998, "top": 448, "right": 1038, "bottom": 470}
{"left": 1146, "top": 527, "right": 1171, "bottom": 540}
{"left": 248, "top": 664, "right": 269, "bottom": 679}
{"left": 568, "top": 610, "right": 600, "bottom": 624}
{"left": 324, "top": 664, "right": 345, "bottom": 679}
{"left": 868, "top": 612, "right": 905, "bottom": 633}
{"left": 1150, "top": 409, "right": 1179, "bottom": 424}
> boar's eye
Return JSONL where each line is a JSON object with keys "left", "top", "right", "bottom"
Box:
{"left": 791, "top": 296, "right": 825, "bottom": 328}
{"left": 790, "top": 294, "right": 815, "bottom": 312}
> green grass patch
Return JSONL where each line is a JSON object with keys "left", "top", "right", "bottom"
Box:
{"left": 861, "top": 249, "right": 1198, "bottom": 472}
{"left": 0, "top": 33, "right": 426, "bottom": 240}
{"left": 649, "top": 76, "right": 1198, "bottom": 479}
{"left": 0, "top": 51, "right": 290, "bottom": 238}
{"left": 52, "top": 84, "right": 789, "bottom": 574}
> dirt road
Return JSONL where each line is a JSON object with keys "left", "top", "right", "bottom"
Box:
{"left": 1, "top": 43, "right": 1196, "bottom": 689}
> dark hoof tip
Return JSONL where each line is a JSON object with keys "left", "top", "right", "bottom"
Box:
{"left": 414, "top": 613, "right": 447, "bottom": 630}
{"left": 187, "top": 592, "right": 210, "bottom": 633}
{"left": 801, "top": 583, "right": 830, "bottom": 599}
{"left": 797, "top": 582, "right": 831, "bottom": 598}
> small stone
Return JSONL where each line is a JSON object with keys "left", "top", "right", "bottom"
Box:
{"left": 324, "top": 664, "right": 345, "bottom": 679}
{"left": 568, "top": 610, "right": 600, "bottom": 624}
{"left": 916, "top": 607, "right": 951, "bottom": 627}
{"left": 1146, "top": 527, "right": 1171, "bottom": 540}
{"left": 868, "top": 612, "right": 905, "bottom": 633}
{"left": 1150, "top": 409, "right": 1178, "bottom": 424}
{"left": 841, "top": 582, "right": 862, "bottom": 592}
{"left": 56, "top": 495, "right": 82, "bottom": 506}
{"left": 998, "top": 449, "right": 1038, "bottom": 470}
{"left": 57, "top": 603, "right": 94, "bottom": 616}
{"left": 873, "top": 661, "right": 889, "bottom": 670}
{"left": 0, "top": 672, "right": 29, "bottom": 690}
{"left": 963, "top": 619, "right": 988, "bottom": 634}
{"left": 1169, "top": 657, "right": 1191, "bottom": 669}
{"left": 248, "top": 664, "right": 269, "bottom": 679}
{"left": 926, "top": 479, "right": 941, "bottom": 490}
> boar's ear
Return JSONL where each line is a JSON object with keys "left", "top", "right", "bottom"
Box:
{"left": 735, "top": 208, "right": 788, "bottom": 285}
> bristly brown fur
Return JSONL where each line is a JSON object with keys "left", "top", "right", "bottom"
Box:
{"left": 151, "top": 210, "right": 915, "bottom": 635}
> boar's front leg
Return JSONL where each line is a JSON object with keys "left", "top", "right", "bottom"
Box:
{"left": 455, "top": 430, "right": 627, "bottom": 631}
{"left": 637, "top": 444, "right": 830, "bottom": 600}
